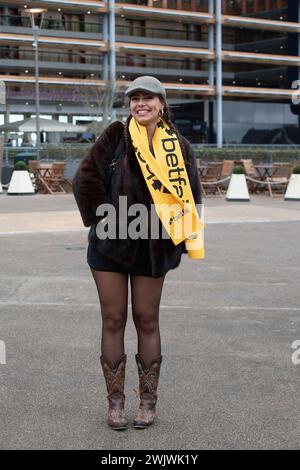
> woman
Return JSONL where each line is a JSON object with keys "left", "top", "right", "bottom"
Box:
{"left": 72, "top": 76, "right": 204, "bottom": 431}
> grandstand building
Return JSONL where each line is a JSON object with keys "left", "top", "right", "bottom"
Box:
{"left": 0, "top": 0, "right": 299, "bottom": 144}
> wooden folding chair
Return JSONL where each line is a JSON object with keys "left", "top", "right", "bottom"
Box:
{"left": 266, "top": 163, "right": 292, "bottom": 197}
{"left": 61, "top": 177, "right": 73, "bottom": 193}
{"left": 34, "top": 163, "right": 53, "bottom": 194}
{"left": 200, "top": 162, "right": 223, "bottom": 196}
{"left": 240, "top": 159, "right": 261, "bottom": 193}
{"left": 291, "top": 160, "right": 300, "bottom": 172}
{"left": 196, "top": 159, "right": 207, "bottom": 178}
{"left": 50, "top": 163, "right": 73, "bottom": 193}
{"left": 240, "top": 159, "right": 257, "bottom": 176}
{"left": 219, "top": 159, "right": 234, "bottom": 192}
{"left": 46, "top": 162, "right": 68, "bottom": 194}
{"left": 36, "top": 162, "right": 67, "bottom": 194}
{"left": 28, "top": 160, "right": 39, "bottom": 192}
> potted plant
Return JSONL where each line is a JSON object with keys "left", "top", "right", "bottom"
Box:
{"left": 226, "top": 165, "right": 250, "bottom": 201}
{"left": 285, "top": 165, "right": 300, "bottom": 201}
{"left": 7, "top": 160, "right": 35, "bottom": 195}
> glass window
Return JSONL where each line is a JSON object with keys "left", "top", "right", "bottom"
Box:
{"left": 195, "top": 1, "right": 208, "bottom": 12}
{"left": 151, "top": 0, "right": 163, "bottom": 7}
{"left": 182, "top": 0, "right": 191, "bottom": 11}
{"left": 168, "top": 0, "right": 177, "bottom": 9}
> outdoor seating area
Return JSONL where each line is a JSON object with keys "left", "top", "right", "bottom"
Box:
{"left": 1, "top": 157, "right": 299, "bottom": 199}
{"left": 28, "top": 160, "right": 73, "bottom": 195}
{"left": 197, "top": 159, "right": 298, "bottom": 198}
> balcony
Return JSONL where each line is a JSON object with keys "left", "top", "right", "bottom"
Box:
{"left": 0, "top": 46, "right": 212, "bottom": 82}
{"left": 2, "top": 1, "right": 108, "bottom": 12}
{"left": 0, "top": 15, "right": 207, "bottom": 48}
{"left": 116, "top": 24, "right": 205, "bottom": 48}
{"left": 0, "top": 15, "right": 103, "bottom": 40}
{"left": 0, "top": 31, "right": 107, "bottom": 50}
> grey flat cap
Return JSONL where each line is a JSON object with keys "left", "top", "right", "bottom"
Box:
{"left": 125, "top": 76, "right": 166, "bottom": 100}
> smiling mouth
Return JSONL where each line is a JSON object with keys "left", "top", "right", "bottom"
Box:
{"left": 136, "top": 110, "right": 151, "bottom": 115}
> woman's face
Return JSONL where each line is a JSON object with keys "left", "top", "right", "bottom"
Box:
{"left": 129, "top": 92, "right": 164, "bottom": 127}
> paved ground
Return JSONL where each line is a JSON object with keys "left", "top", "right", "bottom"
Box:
{"left": 0, "top": 193, "right": 300, "bottom": 449}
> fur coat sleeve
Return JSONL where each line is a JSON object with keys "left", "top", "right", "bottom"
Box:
{"left": 72, "top": 121, "right": 124, "bottom": 227}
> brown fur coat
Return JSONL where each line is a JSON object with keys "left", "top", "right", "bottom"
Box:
{"left": 72, "top": 121, "right": 202, "bottom": 277}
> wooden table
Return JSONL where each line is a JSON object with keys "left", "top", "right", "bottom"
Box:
{"left": 35, "top": 163, "right": 54, "bottom": 194}
{"left": 198, "top": 165, "right": 207, "bottom": 177}
{"left": 253, "top": 163, "right": 273, "bottom": 179}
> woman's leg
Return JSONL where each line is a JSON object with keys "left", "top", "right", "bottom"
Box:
{"left": 130, "top": 274, "right": 165, "bottom": 368}
{"left": 130, "top": 274, "right": 165, "bottom": 428}
{"left": 90, "top": 269, "right": 128, "bottom": 368}
{"left": 90, "top": 269, "right": 129, "bottom": 430}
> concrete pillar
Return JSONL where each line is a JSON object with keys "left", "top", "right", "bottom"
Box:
{"left": 208, "top": 0, "right": 214, "bottom": 144}
{"left": 215, "top": 0, "right": 223, "bottom": 147}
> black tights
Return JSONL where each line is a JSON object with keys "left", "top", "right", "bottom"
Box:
{"left": 90, "top": 269, "right": 165, "bottom": 369}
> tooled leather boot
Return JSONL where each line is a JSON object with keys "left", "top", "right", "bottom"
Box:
{"left": 133, "top": 354, "right": 163, "bottom": 429}
{"left": 100, "top": 353, "right": 128, "bottom": 430}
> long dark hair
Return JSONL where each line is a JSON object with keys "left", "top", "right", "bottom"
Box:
{"left": 161, "top": 101, "right": 189, "bottom": 166}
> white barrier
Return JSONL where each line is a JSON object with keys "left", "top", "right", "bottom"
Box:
{"left": 7, "top": 170, "right": 35, "bottom": 195}
{"left": 285, "top": 174, "right": 300, "bottom": 200}
{"left": 226, "top": 174, "right": 250, "bottom": 201}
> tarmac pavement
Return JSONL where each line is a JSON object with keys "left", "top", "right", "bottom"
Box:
{"left": 0, "top": 193, "right": 300, "bottom": 449}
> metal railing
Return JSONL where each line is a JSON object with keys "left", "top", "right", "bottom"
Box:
{"left": 2, "top": 145, "right": 89, "bottom": 166}
{"left": 0, "top": 46, "right": 103, "bottom": 64}
{"left": 3, "top": 144, "right": 300, "bottom": 166}
{"left": 116, "top": 0, "right": 209, "bottom": 10}
{"left": 116, "top": 54, "right": 204, "bottom": 70}
{"left": 0, "top": 14, "right": 204, "bottom": 41}
{"left": 1, "top": 15, "right": 288, "bottom": 47}
{"left": 116, "top": 24, "right": 201, "bottom": 41}
{"left": 0, "top": 15, "right": 102, "bottom": 33}
{"left": 0, "top": 45, "right": 204, "bottom": 71}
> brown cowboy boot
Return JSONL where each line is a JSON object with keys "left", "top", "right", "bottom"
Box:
{"left": 133, "top": 354, "right": 162, "bottom": 429}
{"left": 100, "top": 353, "right": 128, "bottom": 430}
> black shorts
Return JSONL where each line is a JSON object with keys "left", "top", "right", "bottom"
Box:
{"left": 87, "top": 238, "right": 154, "bottom": 277}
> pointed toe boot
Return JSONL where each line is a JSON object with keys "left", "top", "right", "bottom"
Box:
{"left": 133, "top": 354, "right": 162, "bottom": 429}
{"left": 100, "top": 353, "right": 128, "bottom": 430}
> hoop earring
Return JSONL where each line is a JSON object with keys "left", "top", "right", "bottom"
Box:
{"left": 159, "top": 109, "right": 164, "bottom": 117}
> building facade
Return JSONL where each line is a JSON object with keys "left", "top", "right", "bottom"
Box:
{"left": 0, "top": 0, "right": 299, "bottom": 144}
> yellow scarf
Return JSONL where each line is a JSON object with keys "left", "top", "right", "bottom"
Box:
{"left": 129, "top": 117, "right": 205, "bottom": 259}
